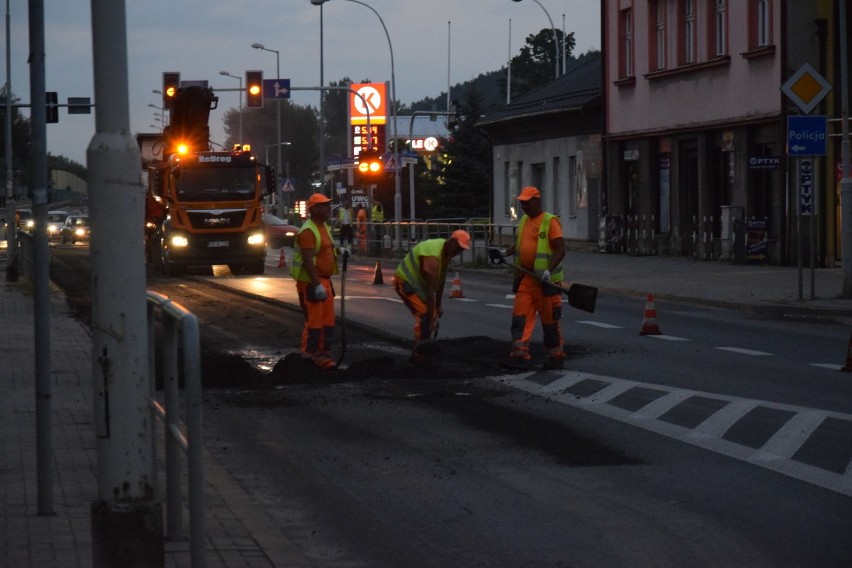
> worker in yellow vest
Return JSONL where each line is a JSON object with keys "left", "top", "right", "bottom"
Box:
{"left": 394, "top": 230, "right": 471, "bottom": 366}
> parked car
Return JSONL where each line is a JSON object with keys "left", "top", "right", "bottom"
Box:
{"left": 60, "top": 214, "right": 90, "bottom": 244}
{"left": 262, "top": 213, "right": 298, "bottom": 248}
{"left": 46, "top": 210, "right": 69, "bottom": 240}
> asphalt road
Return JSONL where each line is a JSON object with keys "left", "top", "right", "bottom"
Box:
{"left": 48, "top": 244, "right": 852, "bottom": 567}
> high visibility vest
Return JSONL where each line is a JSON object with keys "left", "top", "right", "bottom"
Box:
{"left": 514, "top": 212, "right": 564, "bottom": 282}
{"left": 395, "top": 239, "right": 446, "bottom": 301}
{"left": 372, "top": 204, "right": 384, "bottom": 222}
{"left": 290, "top": 219, "right": 338, "bottom": 282}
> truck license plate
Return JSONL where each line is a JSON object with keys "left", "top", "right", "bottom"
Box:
{"left": 208, "top": 240, "right": 229, "bottom": 248}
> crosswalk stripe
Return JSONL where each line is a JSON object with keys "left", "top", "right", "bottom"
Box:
{"left": 715, "top": 346, "right": 774, "bottom": 356}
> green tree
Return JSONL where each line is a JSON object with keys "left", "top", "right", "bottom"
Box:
{"left": 432, "top": 85, "right": 491, "bottom": 218}
{"left": 498, "top": 28, "right": 576, "bottom": 100}
{"left": 0, "top": 86, "right": 33, "bottom": 192}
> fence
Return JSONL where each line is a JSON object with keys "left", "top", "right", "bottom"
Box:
{"left": 147, "top": 290, "right": 206, "bottom": 567}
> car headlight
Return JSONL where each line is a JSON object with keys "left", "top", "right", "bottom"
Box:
{"left": 48, "top": 225, "right": 57, "bottom": 234}
{"left": 26, "top": 219, "right": 34, "bottom": 229}
{"left": 74, "top": 228, "right": 86, "bottom": 237}
{"left": 170, "top": 234, "right": 189, "bottom": 247}
{"left": 247, "top": 232, "right": 266, "bottom": 246}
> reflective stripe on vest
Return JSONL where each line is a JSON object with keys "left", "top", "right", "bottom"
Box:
{"left": 394, "top": 239, "right": 445, "bottom": 300}
{"left": 515, "top": 213, "right": 564, "bottom": 282}
{"left": 289, "top": 220, "right": 338, "bottom": 282}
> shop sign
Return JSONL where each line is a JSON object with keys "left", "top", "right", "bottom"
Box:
{"left": 749, "top": 156, "right": 781, "bottom": 170}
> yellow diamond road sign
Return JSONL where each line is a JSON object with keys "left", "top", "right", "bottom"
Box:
{"left": 781, "top": 62, "right": 832, "bottom": 114}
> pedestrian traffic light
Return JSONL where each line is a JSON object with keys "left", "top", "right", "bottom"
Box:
{"left": 246, "top": 70, "right": 263, "bottom": 108}
{"left": 163, "top": 72, "right": 180, "bottom": 109}
{"left": 45, "top": 91, "right": 58, "bottom": 123}
{"left": 357, "top": 150, "right": 383, "bottom": 177}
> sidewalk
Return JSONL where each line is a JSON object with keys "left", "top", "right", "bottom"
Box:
{"left": 0, "top": 256, "right": 314, "bottom": 567}
{"left": 2, "top": 248, "right": 851, "bottom": 567}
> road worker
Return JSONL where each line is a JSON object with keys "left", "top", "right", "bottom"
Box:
{"left": 356, "top": 204, "right": 368, "bottom": 253}
{"left": 500, "top": 186, "right": 566, "bottom": 370}
{"left": 337, "top": 198, "right": 354, "bottom": 247}
{"left": 393, "top": 230, "right": 471, "bottom": 366}
{"left": 290, "top": 192, "right": 347, "bottom": 370}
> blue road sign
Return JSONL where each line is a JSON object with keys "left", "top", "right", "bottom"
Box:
{"left": 262, "top": 79, "right": 290, "bottom": 100}
{"left": 787, "top": 115, "right": 827, "bottom": 156}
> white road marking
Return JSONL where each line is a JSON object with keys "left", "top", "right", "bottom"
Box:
{"left": 491, "top": 371, "right": 852, "bottom": 497}
{"left": 811, "top": 363, "right": 844, "bottom": 370}
{"left": 646, "top": 334, "right": 691, "bottom": 341}
{"left": 715, "top": 346, "right": 774, "bottom": 356}
{"left": 486, "top": 304, "right": 514, "bottom": 309}
{"left": 576, "top": 321, "right": 622, "bottom": 329}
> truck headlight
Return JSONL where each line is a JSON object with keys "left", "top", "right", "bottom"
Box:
{"left": 170, "top": 234, "right": 189, "bottom": 247}
{"left": 247, "top": 232, "right": 265, "bottom": 246}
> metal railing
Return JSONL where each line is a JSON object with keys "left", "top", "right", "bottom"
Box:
{"left": 147, "top": 290, "right": 205, "bottom": 567}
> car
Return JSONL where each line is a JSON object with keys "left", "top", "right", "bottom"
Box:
{"left": 16, "top": 208, "right": 33, "bottom": 233}
{"left": 46, "top": 210, "right": 69, "bottom": 241}
{"left": 60, "top": 214, "right": 90, "bottom": 244}
{"left": 262, "top": 213, "right": 299, "bottom": 248}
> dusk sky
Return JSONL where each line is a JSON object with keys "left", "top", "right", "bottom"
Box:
{"left": 6, "top": 1, "right": 601, "bottom": 165}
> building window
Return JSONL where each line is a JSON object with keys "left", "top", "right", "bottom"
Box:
{"left": 749, "top": 0, "right": 773, "bottom": 49}
{"left": 683, "top": 0, "right": 696, "bottom": 65}
{"left": 649, "top": 0, "right": 666, "bottom": 71}
{"left": 619, "top": 7, "right": 634, "bottom": 78}
{"left": 712, "top": 0, "right": 727, "bottom": 56}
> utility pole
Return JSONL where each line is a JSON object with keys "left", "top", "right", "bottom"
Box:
{"left": 89, "top": 0, "right": 161, "bottom": 565}
{"left": 4, "top": 0, "right": 17, "bottom": 281}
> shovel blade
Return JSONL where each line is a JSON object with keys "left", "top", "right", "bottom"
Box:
{"left": 567, "top": 283, "right": 598, "bottom": 313}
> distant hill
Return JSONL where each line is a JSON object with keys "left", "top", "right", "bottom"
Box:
{"left": 409, "top": 68, "right": 507, "bottom": 115}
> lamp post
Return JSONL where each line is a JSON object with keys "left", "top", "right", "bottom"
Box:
{"left": 147, "top": 103, "right": 165, "bottom": 131}
{"left": 309, "top": 0, "right": 326, "bottom": 195}
{"left": 219, "top": 70, "right": 243, "bottom": 143}
{"left": 310, "top": 0, "right": 401, "bottom": 247}
{"left": 251, "top": 42, "right": 285, "bottom": 212}
{"left": 511, "top": 0, "right": 559, "bottom": 80}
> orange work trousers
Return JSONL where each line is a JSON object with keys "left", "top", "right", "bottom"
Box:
{"left": 394, "top": 277, "right": 436, "bottom": 344}
{"left": 511, "top": 274, "right": 564, "bottom": 358}
{"left": 296, "top": 278, "right": 335, "bottom": 359}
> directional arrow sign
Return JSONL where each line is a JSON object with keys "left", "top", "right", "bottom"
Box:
{"left": 263, "top": 79, "right": 290, "bottom": 99}
{"left": 787, "top": 115, "right": 827, "bottom": 156}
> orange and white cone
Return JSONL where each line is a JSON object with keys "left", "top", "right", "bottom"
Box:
{"left": 372, "top": 261, "right": 384, "bottom": 285}
{"left": 841, "top": 332, "right": 852, "bottom": 372}
{"left": 639, "top": 294, "right": 662, "bottom": 335}
{"left": 277, "top": 248, "right": 287, "bottom": 268}
{"left": 449, "top": 272, "right": 465, "bottom": 298}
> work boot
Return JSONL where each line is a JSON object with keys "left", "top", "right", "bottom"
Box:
{"left": 313, "top": 354, "right": 337, "bottom": 370}
{"left": 409, "top": 345, "right": 434, "bottom": 368}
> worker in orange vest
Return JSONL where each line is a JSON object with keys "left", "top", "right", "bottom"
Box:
{"left": 356, "top": 204, "right": 368, "bottom": 253}
{"left": 290, "top": 193, "right": 348, "bottom": 370}
{"left": 393, "top": 230, "right": 471, "bottom": 366}
{"left": 499, "top": 186, "right": 566, "bottom": 370}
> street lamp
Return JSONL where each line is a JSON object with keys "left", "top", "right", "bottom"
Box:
{"left": 147, "top": 103, "right": 166, "bottom": 131}
{"left": 219, "top": 70, "right": 243, "bottom": 143}
{"left": 251, "top": 42, "right": 284, "bottom": 212}
{"left": 310, "top": 0, "right": 402, "bottom": 247}
{"left": 511, "top": 0, "right": 559, "bottom": 80}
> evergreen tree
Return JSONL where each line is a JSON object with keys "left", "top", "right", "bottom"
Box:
{"left": 433, "top": 86, "right": 491, "bottom": 218}
{"left": 498, "top": 28, "right": 576, "bottom": 100}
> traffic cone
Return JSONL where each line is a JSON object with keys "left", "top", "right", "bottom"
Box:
{"left": 277, "top": 248, "right": 287, "bottom": 268}
{"left": 372, "top": 261, "right": 384, "bottom": 285}
{"left": 449, "top": 272, "right": 465, "bottom": 298}
{"left": 841, "top": 332, "right": 852, "bottom": 372}
{"left": 639, "top": 294, "right": 662, "bottom": 335}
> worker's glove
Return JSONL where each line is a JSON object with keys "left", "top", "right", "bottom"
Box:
{"left": 338, "top": 247, "right": 351, "bottom": 260}
{"left": 540, "top": 269, "right": 551, "bottom": 283}
{"left": 488, "top": 247, "right": 506, "bottom": 264}
{"left": 312, "top": 284, "right": 328, "bottom": 302}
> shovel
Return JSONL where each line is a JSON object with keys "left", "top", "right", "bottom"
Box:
{"left": 496, "top": 257, "right": 598, "bottom": 313}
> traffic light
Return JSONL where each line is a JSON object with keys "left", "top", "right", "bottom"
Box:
{"left": 447, "top": 99, "right": 460, "bottom": 130}
{"left": 163, "top": 72, "right": 180, "bottom": 109}
{"left": 246, "top": 70, "right": 263, "bottom": 108}
{"left": 45, "top": 91, "right": 58, "bottom": 123}
{"left": 357, "top": 150, "right": 383, "bottom": 177}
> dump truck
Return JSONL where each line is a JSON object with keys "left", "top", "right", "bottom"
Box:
{"left": 144, "top": 83, "right": 274, "bottom": 276}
